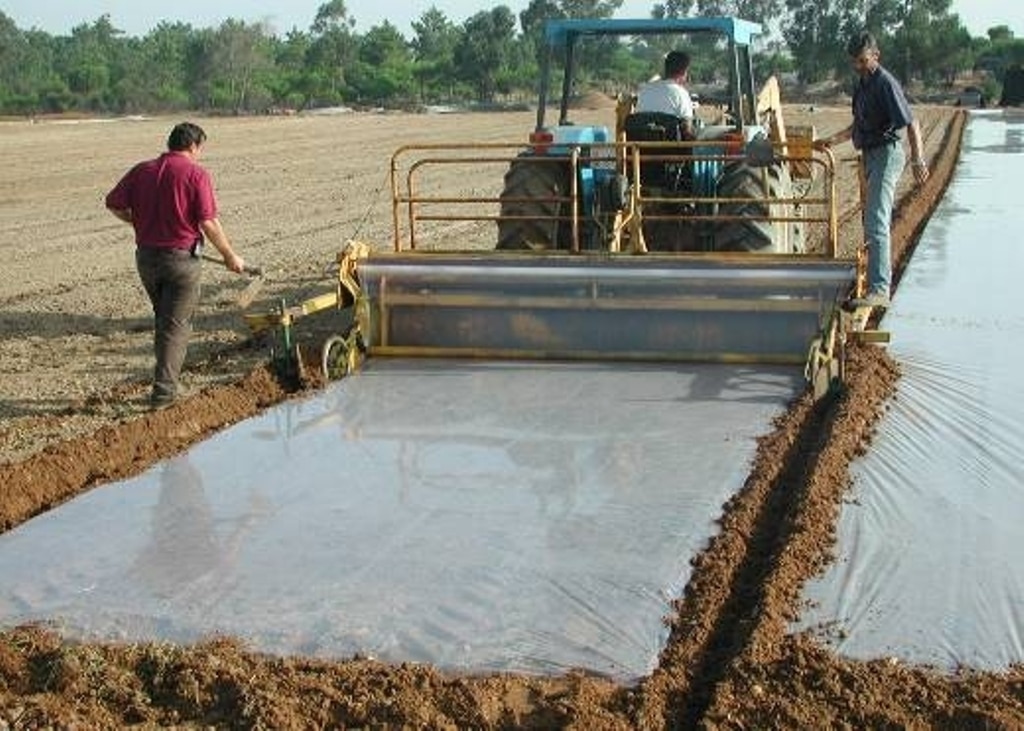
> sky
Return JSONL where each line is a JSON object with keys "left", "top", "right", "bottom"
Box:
{"left": 2, "top": 0, "right": 1021, "bottom": 40}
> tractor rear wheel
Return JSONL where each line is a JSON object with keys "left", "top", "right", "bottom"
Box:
{"left": 497, "top": 155, "right": 571, "bottom": 250}
{"left": 713, "top": 161, "right": 804, "bottom": 254}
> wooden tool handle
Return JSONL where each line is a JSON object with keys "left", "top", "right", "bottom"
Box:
{"left": 201, "top": 254, "right": 263, "bottom": 277}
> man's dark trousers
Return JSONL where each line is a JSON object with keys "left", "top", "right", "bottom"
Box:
{"left": 135, "top": 246, "right": 202, "bottom": 404}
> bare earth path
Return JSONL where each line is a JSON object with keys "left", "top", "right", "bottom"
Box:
{"left": 3, "top": 105, "right": 1022, "bottom": 728}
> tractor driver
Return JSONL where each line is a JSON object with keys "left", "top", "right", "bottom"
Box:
{"left": 635, "top": 50, "right": 695, "bottom": 139}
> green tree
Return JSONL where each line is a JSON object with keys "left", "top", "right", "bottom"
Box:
{"left": 211, "top": 19, "right": 275, "bottom": 111}
{"left": 272, "top": 29, "right": 315, "bottom": 109}
{"left": 350, "top": 21, "right": 415, "bottom": 104}
{"left": 862, "top": 0, "right": 903, "bottom": 36}
{"left": 183, "top": 27, "right": 216, "bottom": 107}
{"left": 181, "top": 19, "right": 274, "bottom": 111}
{"left": 973, "top": 30, "right": 1024, "bottom": 84}
{"left": 559, "top": 0, "right": 627, "bottom": 92}
{"left": 58, "top": 15, "right": 125, "bottom": 110}
{"left": 23, "top": 30, "right": 70, "bottom": 112}
{"left": 312, "top": 0, "right": 355, "bottom": 35}
{"left": 0, "top": 12, "right": 55, "bottom": 112}
{"left": 557, "top": 0, "right": 624, "bottom": 17}
{"left": 879, "top": 0, "right": 972, "bottom": 83}
{"left": 519, "top": 0, "right": 563, "bottom": 74}
{"left": 652, "top": 1, "right": 697, "bottom": 19}
{"left": 0, "top": 12, "right": 23, "bottom": 99}
{"left": 0, "top": 0, "right": 995, "bottom": 115}
{"left": 782, "top": 0, "right": 861, "bottom": 82}
{"left": 696, "top": 0, "right": 783, "bottom": 25}
{"left": 307, "top": 0, "right": 358, "bottom": 104}
{"left": 411, "top": 8, "right": 461, "bottom": 101}
{"left": 520, "top": 0, "right": 563, "bottom": 35}
{"left": 116, "top": 22, "right": 193, "bottom": 111}
{"left": 454, "top": 7, "right": 518, "bottom": 101}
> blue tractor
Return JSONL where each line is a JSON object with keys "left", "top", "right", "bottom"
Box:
{"left": 496, "top": 17, "right": 810, "bottom": 254}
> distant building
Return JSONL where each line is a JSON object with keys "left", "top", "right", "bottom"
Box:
{"left": 1001, "top": 64, "right": 1024, "bottom": 106}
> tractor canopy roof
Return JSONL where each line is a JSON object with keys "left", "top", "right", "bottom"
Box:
{"left": 543, "top": 17, "right": 763, "bottom": 47}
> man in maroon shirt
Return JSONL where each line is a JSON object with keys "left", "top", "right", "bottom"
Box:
{"left": 106, "top": 122, "right": 246, "bottom": 408}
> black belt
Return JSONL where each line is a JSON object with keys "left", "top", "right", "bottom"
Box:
{"left": 862, "top": 138, "right": 900, "bottom": 151}
{"left": 137, "top": 245, "right": 193, "bottom": 255}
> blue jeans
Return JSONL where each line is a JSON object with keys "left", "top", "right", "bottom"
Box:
{"left": 862, "top": 141, "right": 905, "bottom": 298}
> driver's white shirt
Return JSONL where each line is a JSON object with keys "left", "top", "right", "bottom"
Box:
{"left": 636, "top": 78, "right": 694, "bottom": 119}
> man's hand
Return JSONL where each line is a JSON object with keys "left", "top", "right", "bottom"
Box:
{"left": 199, "top": 217, "right": 245, "bottom": 273}
{"left": 223, "top": 251, "right": 246, "bottom": 274}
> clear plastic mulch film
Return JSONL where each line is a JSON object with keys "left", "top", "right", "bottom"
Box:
{"left": 799, "top": 109, "right": 1024, "bottom": 670}
{"left": 0, "top": 359, "right": 802, "bottom": 681}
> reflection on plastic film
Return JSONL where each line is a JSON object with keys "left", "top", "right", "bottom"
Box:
{"left": 130, "top": 456, "right": 272, "bottom": 612}
{"left": 0, "top": 358, "right": 802, "bottom": 681}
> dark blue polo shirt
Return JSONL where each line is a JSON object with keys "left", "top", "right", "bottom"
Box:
{"left": 851, "top": 65, "right": 914, "bottom": 150}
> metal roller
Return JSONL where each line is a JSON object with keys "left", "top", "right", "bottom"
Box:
{"left": 350, "top": 252, "right": 856, "bottom": 366}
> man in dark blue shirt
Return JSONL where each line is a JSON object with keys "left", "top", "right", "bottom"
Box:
{"left": 818, "top": 31, "right": 928, "bottom": 309}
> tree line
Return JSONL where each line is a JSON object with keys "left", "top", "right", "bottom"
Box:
{"left": 1, "top": 0, "right": 1022, "bottom": 116}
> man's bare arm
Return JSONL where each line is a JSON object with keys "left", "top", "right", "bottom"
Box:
{"left": 199, "top": 218, "right": 245, "bottom": 273}
{"left": 906, "top": 118, "right": 929, "bottom": 184}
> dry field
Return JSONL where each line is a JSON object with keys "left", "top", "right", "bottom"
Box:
{"left": 3, "top": 104, "right": 1021, "bottom": 728}
{"left": 0, "top": 103, "right": 949, "bottom": 464}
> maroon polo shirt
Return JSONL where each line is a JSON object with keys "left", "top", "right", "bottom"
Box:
{"left": 106, "top": 151, "right": 218, "bottom": 249}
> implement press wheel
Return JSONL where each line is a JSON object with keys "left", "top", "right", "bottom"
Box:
{"left": 321, "top": 333, "right": 363, "bottom": 381}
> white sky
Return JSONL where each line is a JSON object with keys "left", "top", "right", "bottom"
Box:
{"left": 2, "top": 0, "right": 1019, "bottom": 39}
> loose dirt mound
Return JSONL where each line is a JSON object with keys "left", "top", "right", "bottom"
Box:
{"left": 3, "top": 107, "right": 1021, "bottom": 728}
{"left": 571, "top": 90, "right": 619, "bottom": 110}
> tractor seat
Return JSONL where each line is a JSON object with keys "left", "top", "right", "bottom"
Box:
{"left": 622, "top": 111, "right": 694, "bottom": 192}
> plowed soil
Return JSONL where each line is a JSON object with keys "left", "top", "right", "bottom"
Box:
{"left": 3, "top": 104, "right": 1022, "bottom": 728}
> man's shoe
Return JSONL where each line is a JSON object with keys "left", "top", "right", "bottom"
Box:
{"left": 848, "top": 292, "right": 890, "bottom": 310}
{"left": 149, "top": 393, "right": 176, "bottom": 410}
